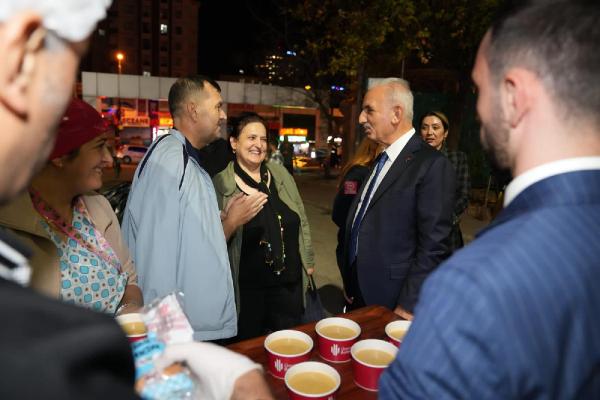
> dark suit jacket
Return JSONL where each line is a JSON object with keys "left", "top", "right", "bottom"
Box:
{"left": 380, "top": 169, "right": 600, "bottom": 399}
{"left": 341, "top": 134, "right": 455, "bottom": 312}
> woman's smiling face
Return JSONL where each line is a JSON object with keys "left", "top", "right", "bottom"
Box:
{"left": 231, "top": 121, "right": 268, "bottom": 170}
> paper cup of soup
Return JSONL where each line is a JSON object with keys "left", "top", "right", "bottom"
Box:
{"left": 264, "top": 330, "right": 313, "bottom": 379}
{"left": 285, "top": 361, "right": 341, "bottom": 400}
{"left": 385, "top": 320, "right": 411, "bottom": 347}
{"left": 315, "top": 317, "right": 361, "bottom": 363}
{"left": 350, "top": 339, "right": 397, "bottom": 391}
{"left": 115, "top": 313, "right": 148, "bottom": 342}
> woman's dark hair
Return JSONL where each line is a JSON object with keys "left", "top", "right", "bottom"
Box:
{"left": 418, "top": 111, "right": 450, "bottom": 132}
{"left": 230, "top": 112, "right": 267, "bottom": 139}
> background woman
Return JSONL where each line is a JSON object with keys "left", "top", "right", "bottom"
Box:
{"left": 0, "top": 99, "right": 142, "bottom": 315}
{"left": 331, "top": 137, "right": 382, "bottom": 271}
{"left": 420, "top": 111, "right": 470, "bottom": 251}
{"left": 213, "top": 114, "right": 315, "bottom": 340}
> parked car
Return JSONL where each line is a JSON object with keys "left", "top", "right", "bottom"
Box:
{"left": 100, "top": 182, "right": 131, "bottom": 223}
{"left": 115, "top": 145, "right": 147, "bottom": 164}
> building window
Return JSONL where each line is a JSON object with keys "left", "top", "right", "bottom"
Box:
{"left": 175, "top": 27, "right": 182, "bottom": 35}
{"left": 97, "top": 28, "right": 106, "bottom": 36}
{"left": 160, "top": 24, "right": 168, "bottom": 34}
{"left": 175, "top": 42, "right": 182, "bottom": 51}
{"left": 142, "top": 39, "right": 151, "bottom": 50}
{"left": 143, "top": 23, "right": 150, "bottom": 34}
{"left": 175, "top": 10, "right": 182, "bottom": 18}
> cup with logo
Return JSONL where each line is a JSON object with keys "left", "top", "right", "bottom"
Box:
{"left": 315, "top": 317, "right": 361, "bottom": 363}
{"left": 264, "top": 330, "right": 313, "bottom": 379}
{"left": 350, "top": 339, "right": 397, "bottom": 391}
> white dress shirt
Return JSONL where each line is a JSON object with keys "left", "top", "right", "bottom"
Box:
{"left": 352, "top": 128, "right": 415, "bottom": 227}
{"left": 504, "top": 157, "right": 600, "bottom": 206}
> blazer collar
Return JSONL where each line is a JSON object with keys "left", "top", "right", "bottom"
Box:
{"left": 344, "top": 135, "right": 424, "bottom": 236}
{"left": 368, "top": 134, "right": 423, "bottom": 208}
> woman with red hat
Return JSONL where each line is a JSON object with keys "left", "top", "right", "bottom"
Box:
{"left": 0, "top": 99, "right": 143, "bottom": 315}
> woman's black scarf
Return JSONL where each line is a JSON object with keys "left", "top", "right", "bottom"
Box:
{"left": 234, "top": 161, "right": 286, "bottom": 273}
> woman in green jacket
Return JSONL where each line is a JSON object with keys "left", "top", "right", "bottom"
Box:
{"left": 213, "top": 113, "right": 315, "bottom": 340}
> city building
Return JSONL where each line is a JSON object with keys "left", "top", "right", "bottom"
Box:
{"left": 80, "top": 0, "right": 199, "bottom": 78}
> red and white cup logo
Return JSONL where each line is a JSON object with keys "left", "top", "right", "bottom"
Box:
{"left": 350, "top": 339, "right": 398, "bottom": 392}
{"left": 264, "top": 330, "right": 313, "bottom": 379}
{"left": 285, "top": 361, "right": 341, "bottom": 400}
{"left": 384, "top": 320, "right": 411, "bottom": 347}
{"left": 315, "top": 317, "right": 361, "bottom": 363}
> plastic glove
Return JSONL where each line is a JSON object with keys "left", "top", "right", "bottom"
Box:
{"left": 154, "top": 342, "right": 262, "bottom": 400}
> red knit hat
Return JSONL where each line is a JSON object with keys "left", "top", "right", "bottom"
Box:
{"left": 49, "top": 98, "right": 110, "bottom": 160}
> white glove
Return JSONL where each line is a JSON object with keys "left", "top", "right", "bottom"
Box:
{"left": 155, "top": 342, "right": 262, "bottom": 400}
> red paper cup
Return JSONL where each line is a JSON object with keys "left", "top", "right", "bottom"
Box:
{"left": 285, "top": 361, "right": 341, "bottom": 400}
{"left": 350, "top": 339, "right": 397, "bottom": 391}
{"left": 315, "top": 317, "right": 361, "bottom": 363}
{"left": 115, "top": 313, "right": 148, "bottom": 343}
{"left": 264, "top": 330, "right": 313, "bottom": 379}
{"left": 384, "top": 320, "right": 412, "bottom": 347}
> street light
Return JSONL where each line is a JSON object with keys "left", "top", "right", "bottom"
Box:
{"left": 115, "top": 52, "right": 124, "bottom": 131}
{"left": 116, "top": 52, "right": 124, "bottom": 74}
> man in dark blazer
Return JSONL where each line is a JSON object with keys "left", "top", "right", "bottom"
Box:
{"left": 341, "top": 78, "right": 456, "bottom": 318}
{"left": 380, "top": 1, "right": 600, "bottom": 398}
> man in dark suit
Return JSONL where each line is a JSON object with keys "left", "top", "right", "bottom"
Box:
{"left": 380, "top": 1, "right": 600, "bottom": 398}
{"left": 341, "top": 78, "right": 455, "bottom": 318}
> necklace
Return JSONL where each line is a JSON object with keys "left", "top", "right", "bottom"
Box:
{"left": 234, "top": 163, "right": 287, "bottom": 275}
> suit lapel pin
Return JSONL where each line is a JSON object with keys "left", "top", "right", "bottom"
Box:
{"left": 405, "top": 155, "right": 413, "bottom": 163}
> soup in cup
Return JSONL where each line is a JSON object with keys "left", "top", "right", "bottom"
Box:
{"left": 315, "top": 317, "right": 361, "bottom": 363}
{"left": 264, "top": 330, "right": 313, "bottom": 379}
{"left": 285, "top": 361, "right": 341, "bottom": 400}
{"left": 350, "top": 339, "right": 397, "bottom": 391}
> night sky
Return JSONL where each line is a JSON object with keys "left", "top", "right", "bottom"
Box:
{"left": 197, "top": 1, "right": 279, "bottom": 77}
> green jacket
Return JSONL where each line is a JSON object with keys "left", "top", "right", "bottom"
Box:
{"left": 212, "top": 161, "right": 315, "bottom": 311}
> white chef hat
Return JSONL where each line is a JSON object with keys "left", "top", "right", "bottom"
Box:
{"left": 0, "top": 0, "right": 113, "bottom": 42}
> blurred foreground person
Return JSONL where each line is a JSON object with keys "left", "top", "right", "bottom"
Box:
{"left": 0, "top": 1, "right": 139, "bottom": 398}
{"left": 420, "top": 111, "right": 470, "bottom": 251}
{"left": 380, "top": 1, "right": 600, "bottom": 398}
{"left": 0, "top": 99, "right": 143, "bottom": 316}
{"left": 0, "top": 3, "right": 269, "bottom": 400}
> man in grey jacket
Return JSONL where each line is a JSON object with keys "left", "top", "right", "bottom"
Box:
{"left": 122, "top": 76, "right": 266, "bottom": 340}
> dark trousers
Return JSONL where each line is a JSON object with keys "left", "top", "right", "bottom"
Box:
{"left": 346, "top": 261, "right": 366, "bottom": 311}
{"left": 236, "top": 281, "right": 303, "bottom": 341}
